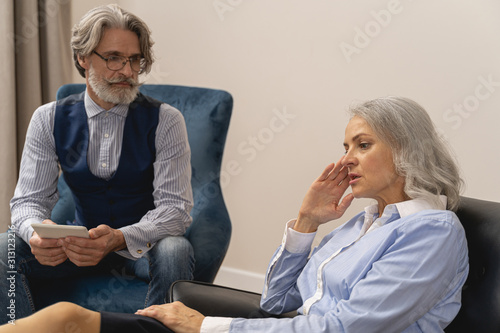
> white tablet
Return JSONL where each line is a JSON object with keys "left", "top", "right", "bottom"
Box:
{"left": 31, "top": 224, "right": 90, "bottom": 239}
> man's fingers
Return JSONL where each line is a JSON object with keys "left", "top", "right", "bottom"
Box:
{"left": 35, "top": 251, "right": 67, "bottom": 266}
{"left": 89, "top": 224, "right": 111, "bottom": 239}
{"left": 30, "top": 236, "right": 60, "bottom": 248}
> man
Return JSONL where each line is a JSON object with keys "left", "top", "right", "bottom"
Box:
{"left": 0, "top": 4, "right": 194, "bottom": 324}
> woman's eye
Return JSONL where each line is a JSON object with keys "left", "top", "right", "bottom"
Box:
{"left": 360, "top": 143, "right": 370, "bottom": 149}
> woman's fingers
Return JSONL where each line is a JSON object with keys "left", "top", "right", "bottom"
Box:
{"left": 337, "top": 193, "right": 355, "bottom": 214}
{"left": 317, "top": 162, "right": 336, "bottom": 181}
{"left": 321, "top": 156, "right": 348, "bottom": 183}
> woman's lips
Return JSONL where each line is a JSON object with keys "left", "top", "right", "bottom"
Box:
{"left": 349, "top": 173, "right": 361, "bottom": 185}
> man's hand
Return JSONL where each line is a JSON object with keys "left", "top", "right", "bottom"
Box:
{"left": 59, "top": 224, "right": 126, "bottom": 267}
{"left": 30, "top": 219, "right": 68, "bottom": 266}
{"left": 136, "top": 302, "right": 204, "bottom": 333}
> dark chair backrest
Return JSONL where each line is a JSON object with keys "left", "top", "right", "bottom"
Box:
{"left": 446, "top": 197, "right": 500, "bottom": 332}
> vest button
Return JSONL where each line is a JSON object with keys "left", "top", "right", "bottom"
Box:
{"left": 137, "top": 249, "right": 143, "bottom": 254}
{"left": 147, "top": 242, "right": 151, "bottom": 248}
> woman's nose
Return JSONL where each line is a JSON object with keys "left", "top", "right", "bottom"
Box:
{"left": 342, "top": 151, "right": 355, "bottom": 167}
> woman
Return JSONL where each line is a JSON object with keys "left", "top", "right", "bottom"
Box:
{"left": 0, "top": 96, "right": 468, "bottom": 332}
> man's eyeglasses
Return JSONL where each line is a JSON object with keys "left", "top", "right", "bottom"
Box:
{"left": 93, "top": 51, "right": 145, "bottom": 73}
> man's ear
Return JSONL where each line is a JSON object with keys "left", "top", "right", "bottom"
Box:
{"left": 77, "top": 54, "right": 90, "bottom": 70}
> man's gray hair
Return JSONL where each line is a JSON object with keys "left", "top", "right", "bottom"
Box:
{"left": 71, "top": 4, "right": 154, "bottom": 78}
{"left": 349, "top": 96, "right": 463, "bottom": 211}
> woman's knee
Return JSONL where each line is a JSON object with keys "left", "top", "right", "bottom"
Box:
{"left": 46, "top": 302, "right": 99, "bottom": 327}
{"left": 26, "top": 302, "right": 100, "bottom": 332}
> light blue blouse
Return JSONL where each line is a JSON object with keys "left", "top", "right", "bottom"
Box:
{"left": 203, "top": 197, "right": 469, "bottom": 332}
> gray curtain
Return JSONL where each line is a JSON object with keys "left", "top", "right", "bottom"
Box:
{"left": 0, "top": 0, "right": 72, "bottom": 232}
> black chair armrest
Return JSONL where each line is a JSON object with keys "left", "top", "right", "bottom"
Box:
{"left": 168, "top": 280, "right": 297, "bottom": 318}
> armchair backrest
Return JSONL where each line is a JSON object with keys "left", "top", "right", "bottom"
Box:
{"left": 446, "top": 197, "right": 500, "bottom": 332}
{"left": 52, "top": 83, "right": 233, "bottom": 282}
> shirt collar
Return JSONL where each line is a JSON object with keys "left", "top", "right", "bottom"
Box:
{"left": 363, "top": 195, "right": 448, "bottom": 230}
{"left": 84, "top": 89, "right": 129, "bottom": 119}
{"left": 395, "top": 195, "right": 447, "bottom": 218}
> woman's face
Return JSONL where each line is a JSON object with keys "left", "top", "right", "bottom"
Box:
{"left": 342, "top": 116, "right": 406, "bottom": 208}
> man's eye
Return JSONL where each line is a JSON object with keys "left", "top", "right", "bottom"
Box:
{"left": 108, "top": 56, "right": 123, "bottom": 62}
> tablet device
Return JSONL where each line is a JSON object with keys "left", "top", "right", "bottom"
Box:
{"left": 31, "top": 224, "right": 90, "bottom": 239}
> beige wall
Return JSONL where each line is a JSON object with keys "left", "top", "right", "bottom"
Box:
{"left": 72, "top": 0, "right": 500, "bottom": 291}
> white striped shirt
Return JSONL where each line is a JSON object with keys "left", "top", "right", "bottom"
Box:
{"left": 10, "top": 90, "right": 193, "bottom": 259}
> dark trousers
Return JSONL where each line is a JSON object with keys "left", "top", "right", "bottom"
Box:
{"left": 101, "top": 311, "right": 174, "bottom": 333}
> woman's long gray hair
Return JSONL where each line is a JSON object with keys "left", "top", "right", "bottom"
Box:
{"left": 349, "top": 96, "right": 463, "bottom": 211}
{"left": 71, "top": 4, "right": 154, "bottom": 78}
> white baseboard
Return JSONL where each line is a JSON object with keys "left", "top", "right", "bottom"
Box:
{"left": 213, "top": 266, "right": 265, "bottom": 294}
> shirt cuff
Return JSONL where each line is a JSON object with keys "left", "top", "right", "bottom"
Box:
{"left": 18, "top": 217, "right": 43, "bottom": 245}
{"left": 117, "top": 225, "right": 155, "bottom": 259}
{"left": 284, "top": 219, "right": 316, "bottom": 254}
{"left": 200, "top": 316, "right": 232, "bottom": 333}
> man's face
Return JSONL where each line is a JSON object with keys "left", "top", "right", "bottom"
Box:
{"left": 79, "top": 28, "right": 142, "bottom": 109}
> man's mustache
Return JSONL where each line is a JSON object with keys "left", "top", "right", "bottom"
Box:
{"left": 106, "top": 77, "right": 142, "bottom": 88}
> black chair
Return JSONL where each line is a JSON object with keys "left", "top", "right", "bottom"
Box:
{"left": 169, "top": 197, "right": 500, "bottom": 332}
{"left": 446, "top": 197, "right": 500, "bottom": 332}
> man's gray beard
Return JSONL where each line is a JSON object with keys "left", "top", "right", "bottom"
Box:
{"left": 88, "top": 67, "right": 141, "bottom": 105}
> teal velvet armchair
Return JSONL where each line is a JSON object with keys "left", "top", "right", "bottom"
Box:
{"left": 30, "top": 84, "right": 233, "bottom": 313}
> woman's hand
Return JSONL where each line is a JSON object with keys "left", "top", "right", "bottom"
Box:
{"left": 294, "top": 157, "right": 354, "bottom": 233}
{"left": 136, "top": 302, "right": 205, "bottom": 333}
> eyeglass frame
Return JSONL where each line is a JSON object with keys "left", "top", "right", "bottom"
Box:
{"left": 92, "top": 51, "right": 145, "bottom": 73}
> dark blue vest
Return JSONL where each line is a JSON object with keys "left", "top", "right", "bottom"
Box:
{"left": 54, "top": 92, "right": 160, "bottom": 229}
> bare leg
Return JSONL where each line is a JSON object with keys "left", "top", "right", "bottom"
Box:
{"left": 0, "top": 302, "right": 100, "bottom": 333}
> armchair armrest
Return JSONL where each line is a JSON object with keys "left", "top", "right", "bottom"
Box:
{"left": 168, "top": 280, "right": 297, "bottom": 318}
